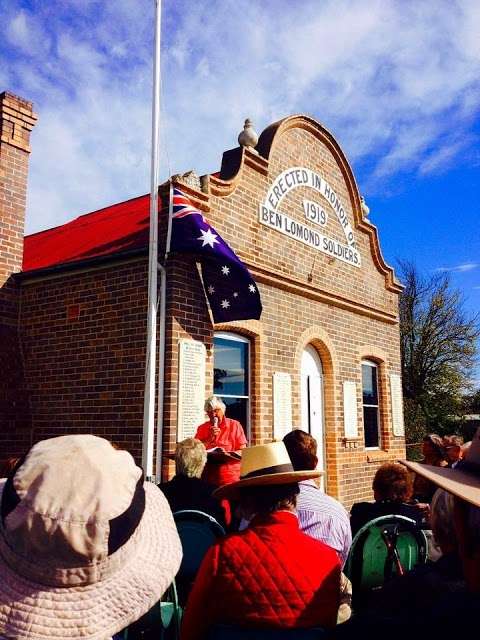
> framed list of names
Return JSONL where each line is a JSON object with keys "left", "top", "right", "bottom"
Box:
{"left": 177, "top": 339, "right": 206, "bottom": 440}
{"left": 273, "top": 372, "right": 292, "bottom": 440}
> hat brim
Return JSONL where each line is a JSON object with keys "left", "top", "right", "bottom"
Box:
{"left": 401, "top": 460, "right": 480, "bottom": 508}
{"left": 213, "top": 469, "right": 322, "bottom": 501}
{"left": 0, "top": 482, "right": 182, "bottom": 640}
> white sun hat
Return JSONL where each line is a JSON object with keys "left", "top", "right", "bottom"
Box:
{"left": 0, "top": 434, "right": 182, "bottom": 640}
{"left": 402, "top": 427, "right": 480, "bottom": 508}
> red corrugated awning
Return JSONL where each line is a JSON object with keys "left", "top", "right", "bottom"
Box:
{"left": 23, "top": 194, "right": 151, "bottom": 273}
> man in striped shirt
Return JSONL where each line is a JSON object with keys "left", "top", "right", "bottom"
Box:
{"left": 283, "top": 430, "right": 352, "bottom": 567}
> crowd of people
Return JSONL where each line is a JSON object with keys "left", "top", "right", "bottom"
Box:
{"left": 0, "top": 395, "right": 478, "bottom": 640}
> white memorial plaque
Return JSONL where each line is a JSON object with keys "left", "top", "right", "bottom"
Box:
{"left": 273, "top": 372, "right": 292, "bottom": 440}
{"left": 177, "top": 339, "right": 206, "bottom": 440}
{"left": 390, "top": 374, "right": 405, "bottom": 436}
{"left": 343, "top": 381, "right": 358, "bottom": 438}
{"left": 258, "top": 166, "right": 361, "bottom": 268}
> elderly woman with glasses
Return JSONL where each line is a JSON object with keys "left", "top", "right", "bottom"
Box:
{"left": 194, "top": 395, "right": 247, "bottom": 486}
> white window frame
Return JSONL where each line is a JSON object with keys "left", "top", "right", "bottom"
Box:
{"left": 213, "top": 331, "right": 251, "bottom": 442}
{"left": 362, "top": 359, "right": 381, "bottom": 450}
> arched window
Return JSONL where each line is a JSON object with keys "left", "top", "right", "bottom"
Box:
{"left": 362, "top": 360, "right": 381, "bottom": 449}
{"left": 213, "top": 332, "right": 250, "bottom": 441}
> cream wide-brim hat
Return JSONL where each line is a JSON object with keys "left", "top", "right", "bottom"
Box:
{"left": 402, "top": 427, "right": 480, "bottom": 509}
{"left": 0, "top": 436, "right": 182, "bottom": 640}
{"left": 214, "top": 441, "right": 322, "bottom": 501}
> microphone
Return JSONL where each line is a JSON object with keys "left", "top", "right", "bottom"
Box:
{"left": 211, "top": 416, "right": 219, "bottom": 444}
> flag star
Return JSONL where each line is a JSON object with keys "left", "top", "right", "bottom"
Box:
{"left": 197, "top": 228, "right": 219, "bottom": 248}
{"left": 233, "top": 292, "right": 239, "bottom": 298}
{"left": 221, "top": 299, "right": 230, "bottom": 309}
{"left": 207, "top": 285, "right": 215, "bottom": 295}
{"left": 248, "top": 284, "right": 256, "bottom": 293}
{"left": 221, "top": 266, "right": 230, "bottom": 276}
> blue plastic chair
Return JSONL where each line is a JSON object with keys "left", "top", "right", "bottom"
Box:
{"left": 345, "top": 514, "right": 428, "bottom": 610}
{"left": 173, "top": 509, "right": 226, "bottom": 605}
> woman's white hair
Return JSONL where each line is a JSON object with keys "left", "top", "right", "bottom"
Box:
{"left": 204, "top": 395, "right": 226, "bottom": 413}
{"left": 175, "top": 438, "right": 207, "bottom": 478}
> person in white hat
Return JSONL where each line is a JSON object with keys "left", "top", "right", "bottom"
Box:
{"left": 180, "top": 441, "right": 341, "bottom": 640}
{"left": 0, "top": 434, "right": 182, "bottom": 640}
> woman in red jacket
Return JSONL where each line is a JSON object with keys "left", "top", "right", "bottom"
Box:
{"left": 194, "top": 395, "right": 247, "bottom": 486}
{"left": 181, "top": 442, "right": 341, "bottom": 640}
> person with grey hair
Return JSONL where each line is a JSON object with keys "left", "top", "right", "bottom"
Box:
{"left": 365, "top": 488, "right": 465, "bottom": 616}
{"left": 194, "top": 395, "right": 247, "bottom": 486}
{"left": 175, "top": 437, "right": 208, "bottom": 478}
{"left": 159, "top": 438, "right": 226, "bottom": 527}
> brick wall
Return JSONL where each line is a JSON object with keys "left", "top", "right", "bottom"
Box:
{"left": 0, "top": 92, "right": 37, "bottom": 457}
{"left": 17, "top": 259, "right": 150, "bottom": 461}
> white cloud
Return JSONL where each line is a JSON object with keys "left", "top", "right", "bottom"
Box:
{"left": 7, "top": 10, "right": 51, "bottom": 57}
{"left": 7, "top": 12, "right": 31, "bottom": 52}
{"left": 436, "top": 263, "right": 479, "bottom": 273}
{"left": 418, "top": 138, "right": 471, "bottom": 176}
{"left": 0, "top": 0, "right": 479, "bottom": 233}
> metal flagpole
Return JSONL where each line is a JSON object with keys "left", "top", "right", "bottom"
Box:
{"left": 155, "top": 180, "right": 173, "bottom": 482}
{"left": 142, "top": 0, "right": 162, "bottom": 479}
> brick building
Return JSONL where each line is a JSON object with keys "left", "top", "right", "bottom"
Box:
{"left": 0, "top": 92, "right": 405, "bottom": 506}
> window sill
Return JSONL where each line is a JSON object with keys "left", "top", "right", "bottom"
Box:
{"left": 366, "top": 450, "right": 392, "bottom": 463}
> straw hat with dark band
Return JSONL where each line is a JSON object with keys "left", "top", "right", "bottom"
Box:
{"left": 402, "top": 427, "right": 480, "bottom": 508}
{"left": 213, "top": 441, "right": 322, "bottom": 501}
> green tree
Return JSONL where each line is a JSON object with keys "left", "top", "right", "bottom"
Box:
{"left": 463, "top": 388, "right": 480, "bottom": 414}
{"left": 399, "top": 261, "right": 479, "bottom": 441}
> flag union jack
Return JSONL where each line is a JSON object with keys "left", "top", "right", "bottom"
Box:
{"left": 172, "top": 187, "right": 206, "bottom": 222}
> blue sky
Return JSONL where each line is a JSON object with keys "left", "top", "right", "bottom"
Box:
{"left": 2, "top": 0, "right": 480, "bottom": 380}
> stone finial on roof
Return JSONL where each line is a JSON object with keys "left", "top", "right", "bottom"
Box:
{"left": 172, "top": 170, "right": 201, "bottom": 190}
{"left": 238, "top": 118, "right": 258, "bottom": 154}
{"left": 360, "top": 196, "right": 370, "bottom": 217}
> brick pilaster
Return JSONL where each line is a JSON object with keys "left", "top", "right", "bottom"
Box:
{"left": 0, "top": 91, "right": 37, "bottom": 295}
{"left": 0, "top": 91, "right": 37, "bottom": 459}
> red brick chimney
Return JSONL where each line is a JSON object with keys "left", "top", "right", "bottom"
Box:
{"left": 0, "top": 92, "right": 37, "bottom": 295}
{"left": 0, "top": 91, "right": 37, "bottom": 457}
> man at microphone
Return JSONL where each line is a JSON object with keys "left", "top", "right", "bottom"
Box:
{"left": 194, "top": 395, "right": 247, "bottom": 487}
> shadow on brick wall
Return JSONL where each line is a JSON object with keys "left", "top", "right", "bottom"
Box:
{"left": 0, "top": 274, "right": 33, "bottom": 460}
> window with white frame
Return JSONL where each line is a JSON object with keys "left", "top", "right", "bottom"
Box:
{"left": 362, "top": 360, "right": 381, "bottom": 449}
{"left": 213, "top": 332, "right": 250, "bottom": 441}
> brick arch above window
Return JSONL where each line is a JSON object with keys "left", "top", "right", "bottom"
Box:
{"left": 213, "top": 319, "right": 263, "bottom": 340}
{"left": 357, "top": 345, "right": 389, "bottom": 365}
{"left": 294, "top": 326, "right": 337, "bottom": 381}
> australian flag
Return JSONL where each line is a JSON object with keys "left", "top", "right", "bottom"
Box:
{"left": 169, "top": 187, "right": 262, "bottom": 323}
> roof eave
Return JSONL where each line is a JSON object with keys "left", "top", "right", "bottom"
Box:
{"left": 17, "top": 247, "right": 148, "bottom": 282}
